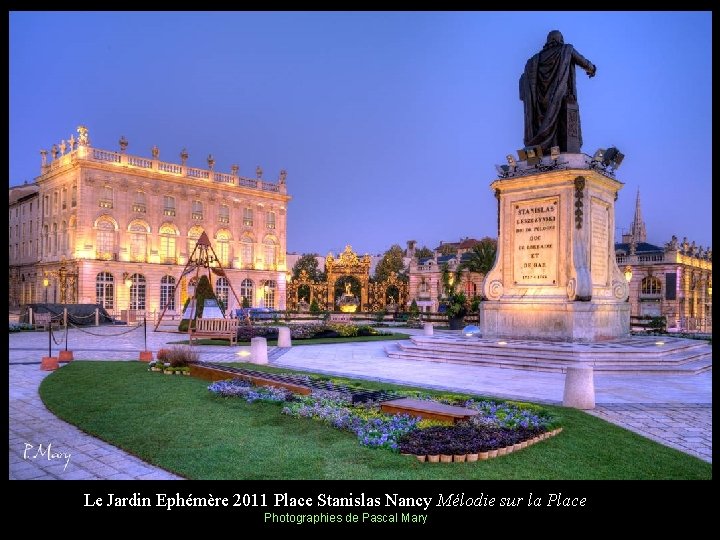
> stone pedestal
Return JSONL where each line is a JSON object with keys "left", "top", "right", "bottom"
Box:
{"left": 278, "top": 327, "right": 292, "bottom": 347}
{"left": 250, "top": 337, "right": 268, "bottom": 364}
{"left": 58, "top": 350, "right": 74, "bottom": 362}
{"left": 423, "top": 323, "right": 434, "bottom": 336}
{"left": 480, "top": 155, "right": 630, "bottom": 342}
{"left": 563, "top": 365, "right": 595, "bottom": 409}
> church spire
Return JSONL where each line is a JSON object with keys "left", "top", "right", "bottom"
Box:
{"left": 630, "top": 188, "right": 647, "bottom": 244}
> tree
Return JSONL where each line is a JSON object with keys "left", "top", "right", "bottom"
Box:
{"left": 415, "top": 246, "right": 434, "bottom": 259}
{"left": 292, "top": 253, "right": 323, "bottom": 281}
{"left": 178, "top": 274, "right": 217, "bottom": 332}
{"left": 459, "top": 237, "right": 497, "bottom": 276}
{"left": 374, "top": 244, "right": 407, "bottom": 282}
{"left": 437, "top": 243, "right": 457, "bottom": 256}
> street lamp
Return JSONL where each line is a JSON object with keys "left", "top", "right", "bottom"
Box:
{"left": 262, "top": 283, "right": 269, "bottom": 307}
{"left": 43, "top": 277, "right": 49, "bottom": 303}
{"left": 123, "top": 273, "right": 133, "bottom": 288}
{"left": 623, "top": 265, "right": 633, "bottom": 283}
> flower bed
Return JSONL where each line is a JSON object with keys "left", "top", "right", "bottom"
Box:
{"left": 207, "top": 375, "right": 560, "bottom": 460}
{"left": 236, "top": 324, "right": 391, "bottom": 342}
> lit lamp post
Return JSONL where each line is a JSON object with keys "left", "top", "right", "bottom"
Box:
{"left": 43, "top": 277, "right": 50, "bottom": 303}
{"left": 624, "top": 265, "right": 633, "bottom": 306}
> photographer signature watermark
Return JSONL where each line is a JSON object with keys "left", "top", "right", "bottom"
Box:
{"left": 23, "top": 442, "right": 71, "bottom": 471}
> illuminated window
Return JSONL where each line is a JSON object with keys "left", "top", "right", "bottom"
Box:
{"left": 99, "top": 185, "right": 113, "bottom": 208}
{"left": 240, "top": 279, "right": 254, "bottom": 307}
{"left": 243, "top": 208, "right": 253, "bottom": 227}
{"left": 129, "top": 220, "right": 149, "bottom": 262}
{"left": 215, "top": 277, "right": 229, "bottom": 311}
{"left": 218, "top": 204, "right": 230, "bottom": 224}
{"left": 241, "top": 236, "right": 254, "bottom": 268}
{"left": 133, "top": 191, "right": 146, "bottom": 213}
{"left": 641, "top": 276, "right": 662, "bottom": 295}
{"left": 192, "top": 200, "right": 203, "bottom": 220}
{"left": 263, "top": 237, "right": 276, "bottom": 269}
{"left": 95, "top": 218, "right": 115, "bottom": 259}
{"left": 216, "top": 230, "right": 231, "bottom": 266}
{"left": 163, "top": 196, "right": 175, "bottom": 216}
{"left": 96, "top": 272, "right": 114, "bottom": 310}
{"left": 160, "top": 275, "right": 176, "bottom": 311}
{"left": 159, "top": 224, "right": 178, "bottom": 263}
{"left": 264, "top": 280, "right": 277, "bottom": 309}
{"left": 129, "top": 273, "right": 146, "bottom": 310}
{"left": 266, "top": 211, "right": 276, "bottom": 230}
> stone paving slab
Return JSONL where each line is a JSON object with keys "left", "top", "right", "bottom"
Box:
{"left": 588, "top": 404, "right": 712, "bottom": 463}
{"left": 9, "top": 364, "right": 182, "bottom": 480}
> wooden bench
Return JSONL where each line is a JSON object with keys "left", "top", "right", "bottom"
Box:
{"left": 380, "top": 398, "right": 479, "bottom": 424}
{"left": 32, "top": 312, "right": 53, "bottom": 331}
{"left": 189, "top": 318, "right": 240, "bottom": 346}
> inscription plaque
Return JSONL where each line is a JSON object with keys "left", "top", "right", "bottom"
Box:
{"left": 513, "top": 197, "right": 558, "bottom": 285}
{"left": 591, "top": 199, "right": 609, "bottom": 286}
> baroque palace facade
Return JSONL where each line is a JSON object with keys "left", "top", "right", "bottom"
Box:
{"left": 8, "top": 126, "right": 290, "bottom": 319}
{"left": 615, "top": 191, "right": 712, "bottom": 332}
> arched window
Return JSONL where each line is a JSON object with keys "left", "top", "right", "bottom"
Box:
{"left": 68, "top": 216, "right": 76, "bottom": 254}
{"left": 52, "top": 223, "right": 58, "bottom": 254}
{"left": 61, "top": 221, "right": 67, "bottom": 253}
{"left": 263, "top": 280, "right": 277, "bottom": 309}
{"left": 128, "top": 220, "right": 149, "bottom": 262}
{"left": 96, "top": 272, "right": 114, "bottom": 309}
{"left": 187, "top": 225, "right": 204, "bottom": 258}
{"left": 159, "top": 223, "right": 178, "bottom": 263}
{"left": 160, "top": 275, "right": 176, "bottom": 311}
{"left": 641, "top": 276, "right": 662, "bottom": 295}
{"left": 216, "top": 229, "right": 231, "bottom": 266}
{"left": 129, "top": 273, "right": 146, "bottom": 310}
{"left": 241, "top": 235, "right": 254, "bottom": 268}
{"left": 264, "top": 236, "right": 276, "bottom": 269}
{"left": 240, "top": 279, "right": 254, "bottom": 307}
{"left": 95, "top": 217, "right": 116, "bottom": 259}
{"left": 215, "top": 277, "right": 229, "bottom": 312}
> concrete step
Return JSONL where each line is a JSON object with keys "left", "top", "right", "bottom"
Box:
{"left": 384, "top": 337, "right": 713, "bottom": 375}
{"left": 395, "top": 341, "right": 712, "bottom": 366}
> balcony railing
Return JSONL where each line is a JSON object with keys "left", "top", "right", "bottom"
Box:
{"left": 47, "top": 145, "right": 287, "bottom": 194}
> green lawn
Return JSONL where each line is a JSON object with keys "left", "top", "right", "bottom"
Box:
{"left": 39, "top": 361, "right": 711, "bottom": 480}
{"left": 166, "top": 333, "right": 410, "bottom": 346}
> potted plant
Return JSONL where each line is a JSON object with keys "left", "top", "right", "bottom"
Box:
{"left": 440, "top": 263, "right": 469, "bottom": 330}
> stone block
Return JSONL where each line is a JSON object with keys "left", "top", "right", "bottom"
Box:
{"left": 563, "top": 365, "right": 595, "bottom": 409}
{"left": 278, "top": 326, "right": 292, "bottom": 347}
{"left": 423, "top": 323, "right": 434, "bottom": 336}
{"left": 250, "top": 336, "right": 268, "bottom": 364}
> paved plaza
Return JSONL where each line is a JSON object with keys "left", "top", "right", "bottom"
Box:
{"left": 8, "top": 324, "right": 712, "bottom": 479}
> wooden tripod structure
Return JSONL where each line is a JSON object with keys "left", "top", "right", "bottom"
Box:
{"left": 153, "top": 231, "right": 243, "bottom": 331}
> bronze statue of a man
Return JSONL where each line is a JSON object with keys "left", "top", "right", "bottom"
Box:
{"left": 519, "top": 30, "right": 596, "bottom": 154}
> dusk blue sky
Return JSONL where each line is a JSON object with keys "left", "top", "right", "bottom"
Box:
{"left": 10, "top": 11, "right": 712, "bottom": 256}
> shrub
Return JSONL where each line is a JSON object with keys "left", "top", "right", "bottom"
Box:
{"left": 329, "top": 324, "right": 359, "bottom": 337}
{"left": 178, "top": 275, "right": 217, "bottom": 332}
{"left": 166, "top": 346, "right": 199, "bottom": 367}
{"left": 309, "top": 299, "right": 320, "bottom": 314}
{"left": 156, "top": 348, "right": 171, "bottom": 362}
